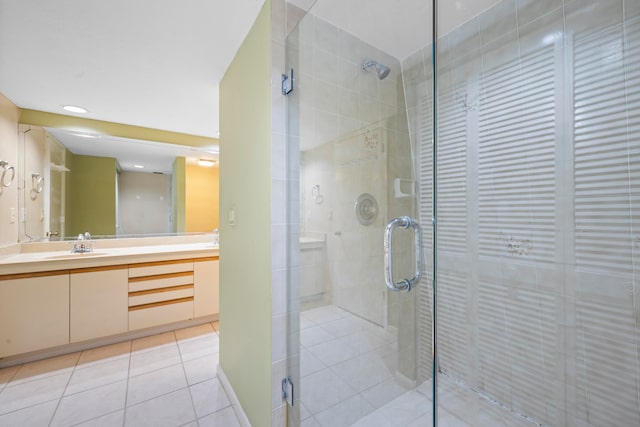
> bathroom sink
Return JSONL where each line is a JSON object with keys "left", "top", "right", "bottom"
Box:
{"left": 45, "top": 252, "right": 108, "bottom": 260}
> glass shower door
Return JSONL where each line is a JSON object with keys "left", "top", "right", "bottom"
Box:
{"left": 285, "top": 0, "right": 640, "bottom": 426}
{"left": 285, "top": 1, "right": 434, "bottom": 426}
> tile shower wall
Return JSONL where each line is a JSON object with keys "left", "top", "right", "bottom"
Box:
{"left": 403, "top": 0, "right": 640, "bottom": 426}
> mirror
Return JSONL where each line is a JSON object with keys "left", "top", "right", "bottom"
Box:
{"left": 18, "top": 125, "right": 219, "bottom": 241}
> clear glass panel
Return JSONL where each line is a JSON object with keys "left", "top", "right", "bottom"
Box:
{"left": 432, "top": 0, "right": 640, "bottom": 426}
{"left": 285, "top": 1, "right": 434, "bottom": 425}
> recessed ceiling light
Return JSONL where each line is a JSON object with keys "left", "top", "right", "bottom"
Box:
{"left": 62, "top": 105, "right": 88, "bottom": 114}
{"left": 198, "top": 159, "right": 216, "bottom": 167}
{"left": 133, "top": 164, "right": 144, "bottom": 169}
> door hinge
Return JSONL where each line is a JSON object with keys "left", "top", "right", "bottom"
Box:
{"left": 281, "top": 69, "right": 294, "bottom": 95}
{"left": 281, "top": 377, "right": 294, "bottom": 406}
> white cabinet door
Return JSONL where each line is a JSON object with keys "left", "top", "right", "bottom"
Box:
{"left": 0, "top": 273, "right": 69, "bottom": 357}
{"left": 194, "top": 259, "right": 219, "bottom": 317}
{"left": 70, "top": 268, "right": 128, "bottom": 343}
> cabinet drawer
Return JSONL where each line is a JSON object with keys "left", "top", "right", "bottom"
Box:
{"left": 128, "top": 272, "right": 193, "bottom": 292}
{"left": 129, "top": 300, "right": 193, "bottom": 330}
{"left": 129, "top": 260, "right": 193, "bottom": 278}
{"left": 129, "top": 285, "right": 194, "bottom": 307}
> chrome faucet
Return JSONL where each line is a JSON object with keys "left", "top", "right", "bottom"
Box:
{"left": 71, "top": 232, "right": 93, "bottom": 253}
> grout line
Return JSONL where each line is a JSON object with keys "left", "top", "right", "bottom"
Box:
{"left": 121, "top": 340, "right": 133, "bottom": 427}
{"left": 68, "top": 408, "right": 123, "bottom": 427}
{"left": 0, "top": 364, "right": 21, "bottom": 395}
{"left": 124, "top": 386, "right": 197, "bottom": 416}
{"left": 47, "top": 353, "right": 81, "bottom": 427}
{"left": 0, "top": 397, "right": 60, "bottom": 422}
{"left": 175, "top": 330, "right": 199, "bottom": 425}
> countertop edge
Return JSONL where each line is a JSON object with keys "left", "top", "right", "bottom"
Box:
{"left": 0, "top": 246, "right": 219, "bottom": 276}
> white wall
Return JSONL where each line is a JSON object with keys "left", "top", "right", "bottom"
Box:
{"left": 0, "top": 93, "right": 19, "bottom": 246}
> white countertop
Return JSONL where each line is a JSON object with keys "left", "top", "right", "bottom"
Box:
{"left": 0, "top": 242, "right": 219, "bottom": 276}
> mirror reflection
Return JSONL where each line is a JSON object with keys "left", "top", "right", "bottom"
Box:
{"left": 18, "top": 125, "right": 219, "bottom": 241}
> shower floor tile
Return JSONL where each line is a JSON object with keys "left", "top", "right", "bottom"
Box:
{"left": 300, "top": 304, "right": 542, "bottom": 427}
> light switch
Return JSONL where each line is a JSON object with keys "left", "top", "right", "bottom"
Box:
{"left": 229, "top": 207, "right": 236, "bottom": 226}
{"left": 9, "top": 208, "right": 15, "bottom": 223}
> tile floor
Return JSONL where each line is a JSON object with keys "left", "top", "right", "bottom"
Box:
{"left": 0, "top": 321, "right": 241, "bottom": 427}
{"left": 299, "top": 305, "right": 541, "bottom": 427}
{"left": 0, "top": 306, "right": 544, "bottom": 427}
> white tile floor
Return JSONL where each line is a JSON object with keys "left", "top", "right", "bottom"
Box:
{"left": 299, "top": 305, "right": 542, "bottom": 427}
{"left": 0, "top": 307, "right": 544, "bottom": 427}
{"left": 0, "top": 321, "right": 241, "bottom": 427}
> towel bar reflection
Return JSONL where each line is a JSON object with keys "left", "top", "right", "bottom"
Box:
{"left": 30, "top": 173, "right": 44, "bottom": 200}
{"left": 0, "top": 160, "right": 15, "bottom": 188}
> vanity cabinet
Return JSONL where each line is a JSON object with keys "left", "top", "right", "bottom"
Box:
{"left": 70, "top": 267, "right": 128, "bottom": 343}
{"left": 194, "top": 258, "right": 219, "bottom": 317}
{"left": 0, "top": 273, "right": 70, "bottom": 358}
{"left": 0, "top": 251, "right": 218, "bottom": 360}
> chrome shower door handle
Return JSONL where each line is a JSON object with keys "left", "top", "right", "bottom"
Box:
{"left": 384, "top": 216, "right": 423, "bottom": 292}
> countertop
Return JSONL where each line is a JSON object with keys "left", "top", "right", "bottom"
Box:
{"left": 0, "top": 242, "right": 219, "bottom": 276}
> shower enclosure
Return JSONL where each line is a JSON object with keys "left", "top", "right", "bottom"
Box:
{"left": 285, "top": 0, "right": 640, "bottom": 426}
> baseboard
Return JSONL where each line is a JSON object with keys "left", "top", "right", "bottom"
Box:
{"left": 0, "top": 314, "right": 218, "bottom": 369}
{"left": 218, "top": 364, "right": 252, "bottom": 427}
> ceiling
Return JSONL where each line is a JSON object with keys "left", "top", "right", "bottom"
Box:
{"left": 0, "top": 0, "right": 500, "bottom": 170}
{"left": 0, "top": 0, "right": 265, "bottom": 138}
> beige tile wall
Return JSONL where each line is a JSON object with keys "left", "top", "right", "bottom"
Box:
{"left": 290, "top": 11, "right": 417, "bottom": 330}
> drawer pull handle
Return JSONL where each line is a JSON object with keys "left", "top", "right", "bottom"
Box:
{"left": 128, "top": 296, "right": 194, "bottom": 311}
{"left": 128, "top": 284, "right": 193, "bottom": 298}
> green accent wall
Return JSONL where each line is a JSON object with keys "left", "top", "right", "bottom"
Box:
{"left": 68, "top": 154, "right": 117, "bottom": 237}
{"left": 219, "top": 1, "right": 273, "bottom": 425}
{"left": 172, "top": 157, "right": 186, "bottom": 233}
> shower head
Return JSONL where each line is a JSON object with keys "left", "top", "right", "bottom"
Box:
{"left": 362, "top": 59, "right": 390, "bottom": 80}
